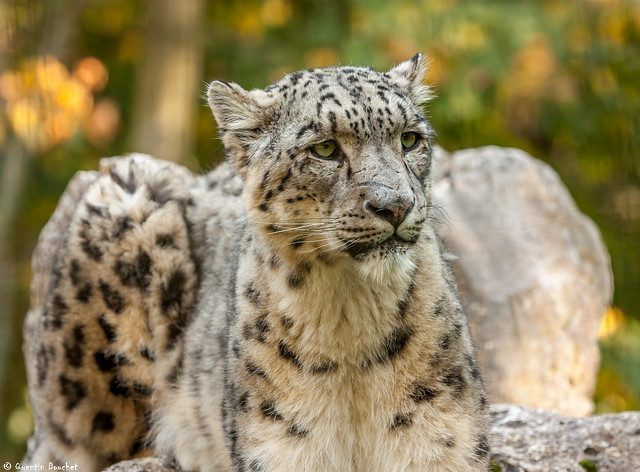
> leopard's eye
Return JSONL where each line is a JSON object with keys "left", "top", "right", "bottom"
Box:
{"left": 311, "top": 140, "right": 338, "bottom": 159}
{"left": 401, "top": 132, "right": 419, "bottom": 151}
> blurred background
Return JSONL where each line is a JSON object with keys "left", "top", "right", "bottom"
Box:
{"left": 1, "top": 0, "right": 639, "bottom": 462}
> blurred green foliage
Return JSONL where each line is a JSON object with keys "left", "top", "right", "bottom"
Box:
{"left": 1, "top": 0, "right": 639, "bottom": 463}
{"left": 579, "top": 459, "right": 600, "bottom": 472}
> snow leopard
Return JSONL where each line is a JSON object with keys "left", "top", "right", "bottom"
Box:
{"left": 23, "top": 54, "right": 490, "bottom": 471}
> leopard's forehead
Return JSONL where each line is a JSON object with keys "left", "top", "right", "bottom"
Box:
{"left": 263, "top": 65, "right": 430, "bottom": 144}
{"left": 265, "top": 66, "right": 410, "bottom": 107}
{"left": 266, "top": 65, "right": 391, "bottom": 92}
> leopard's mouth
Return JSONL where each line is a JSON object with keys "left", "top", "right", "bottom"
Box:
{"left": 345, "top": 233, "right": 417, "bottom": 259}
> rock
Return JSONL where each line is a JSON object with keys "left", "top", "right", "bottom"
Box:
{"left": 489, "top": 403, "right": 640, "bottom": 472}
{"left": 102, "top": 405, "right": 640, "bottom": 472}
{"left": 103, "top": 457, "right": 179, "bottom": 472}
{"left": 432, "top": 146, "right": 613, "bottom": 416}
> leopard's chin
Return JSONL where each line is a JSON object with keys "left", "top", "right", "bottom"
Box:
{"left": 350, "top": 238, "right": 418, "bottom": 283}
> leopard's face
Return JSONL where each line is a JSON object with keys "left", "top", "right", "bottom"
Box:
{"left": 209, "top": 55, "right": 434, "bottom": 270}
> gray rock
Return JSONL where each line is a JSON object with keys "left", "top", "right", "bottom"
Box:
{"left": 490, "top": 403, "right": 640, "bottom": 472}
{"left": 102, "top": 457, "right": 179, "bottom": 472}
{"left": 432, "top": 146, "right": 613, "bottom": 416}
{"left": 102, "top": 404, "right": 640, "bottom": 472}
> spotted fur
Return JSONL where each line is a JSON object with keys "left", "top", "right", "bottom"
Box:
{"left": 23, "top": 55, "right": 489, "bottom": 471}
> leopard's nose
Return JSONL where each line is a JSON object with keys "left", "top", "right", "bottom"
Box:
{"left": 364, "top": 199, "right": 414, "bottom": 229}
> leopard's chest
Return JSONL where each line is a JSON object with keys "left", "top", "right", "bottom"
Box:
{"left": 231, "top": 274, "right": 434, "bottom": 471}
{"left": 218, "top": 238, "right": 484, "bottom": 471}
{"left": 235, "top": 350, "right": 424, "bottom": 472}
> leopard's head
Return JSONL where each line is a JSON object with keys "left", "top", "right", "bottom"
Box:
{"left": 208, "top": 54, "right": 434, "bottom": 275}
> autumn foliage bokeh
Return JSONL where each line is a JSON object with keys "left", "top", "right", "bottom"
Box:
{"left": 1, "top": 0, "right": 639, "bottom": 463}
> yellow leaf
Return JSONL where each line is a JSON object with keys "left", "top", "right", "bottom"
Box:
{"left": 3, "top": 55, "right": 99, "bottom": 152}
{"left": 452, "top": 22, "right": 486, "bottom": 51}
{"left": 598, "top": 306, "right": 626, "bottom": 340}
{"left": 84, "top": 98, "right": 120, "bottom": 146}
{"left": 598, "top": 10, "right": 626, "bottom": 46}
{"left": 590, "top": 67, "right": 618, "bottom": 96}
{"left": 384, "top": 36, "right": 418, "bottom": 64}
{"left": 7, "top": 97, "right": 46, "bottom": 152}
{"left": 73, "top": 57, "right": 109, "bottom": 92}
{"left": 506, "top": 34, "right": 557, "bottom": 99}
{"left": 260, "top": 0, "right": 292, "bottom": 27}
{"left": 231, "top": 2, "right": 264, "bottom": 41}
{"left": 305, "top": 48, "right": 339, "bottom": 68}
{"left": 0, "top": 71, "right": 22, "bottom": 101}
{"left": 423, "top": 49, "right": 448, "bottom": 88}
{"left": 44, "top": 108, "right": 75, "bottom": 145}
{"left": 34, "top": 55, "right": 70, "bottom": 93}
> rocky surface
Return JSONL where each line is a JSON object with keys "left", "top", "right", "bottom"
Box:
{"left": 490, "top": 404, "right": 640, "bottom": 472}
{"left": 432, "top": 145, "right": 613, "bottom": 416}
{"left": 103, "top": 404, "right": 640, "bottom": 472}
{"left": 103, "top": 457, "right": 179, "bottom": 472}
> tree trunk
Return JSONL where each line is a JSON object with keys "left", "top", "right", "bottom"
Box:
{"left": 37, "top": 0, "right": 86, "bottom": 60}
{"left": 127, "top": 0, "right": 205, "bottom": 163}
{"left": 0, "top": 0, "right": 85, "bottom": 454}
{"left": 0, "top": 140, "right": 28, "bottom": 395}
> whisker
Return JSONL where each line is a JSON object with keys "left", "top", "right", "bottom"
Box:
{"left": 299, "top": 239, "right": 351, "bottom": 254}
{"left": 289, "top": 235, "right": 334, "bottom": 247}
{"left": 273, "top": 228, "right": 338, "bottom": 237}
{"left": 257, "top": 223, "right": 338, "bottom": 235}
{"left": 254, "top": 218, "right": 335, "bottom": 225}
{"left": 428, "top": 202, "right": 454, "bottom": 231}
{"left": 255, "top": 221, "right": 332, "bottom": 227}
{"left": 256, "top": 222, "right": 334, "bottom": 229}
{"left": 298, "top": 233, "right": 371, "bottom": 255}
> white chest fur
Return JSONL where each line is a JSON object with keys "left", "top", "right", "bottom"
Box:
{"left": 222, "top": 233, "right": 483, "bottom": 471}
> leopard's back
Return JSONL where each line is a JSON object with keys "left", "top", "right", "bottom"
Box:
{"left": 23, "top": 154, "right": 242, "bottom": 470}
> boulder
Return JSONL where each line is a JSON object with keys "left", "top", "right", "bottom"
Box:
{"left": 490, "top": 403, "right": 640, "bottom": 472}
{"left": 103, "top": 457, "right": 178, "bottom": 472}
{"left": 103, "top": 404, "right": 640, "bottom": 472}
{"left": 432, "top": 146, "right": 613, "bottom": 416}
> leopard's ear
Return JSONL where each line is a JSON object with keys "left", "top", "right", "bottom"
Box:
{"left": 207, "top": 81, "right": 276, "bottom": 175}
{"left": 387, "top": 53, "right": 433, "bottom": 105}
